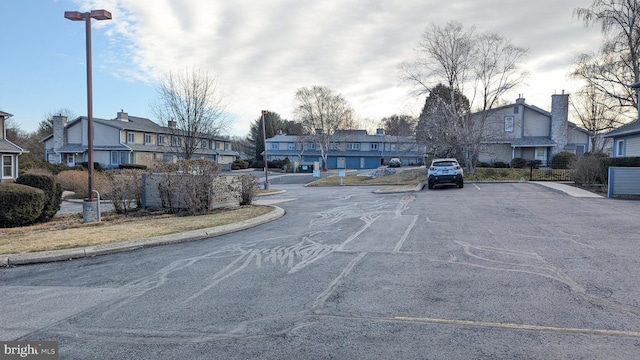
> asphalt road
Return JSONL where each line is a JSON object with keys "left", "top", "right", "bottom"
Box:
{"left": 2, "top": 182, "right": 640, "bottom": 359}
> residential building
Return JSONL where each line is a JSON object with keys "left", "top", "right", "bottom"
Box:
{"left": 603, "top": 81, "right": 640, "bottom": 157}
{"left": 265, "top": 129, "right": 424, "bottom": 169}
{"left": 476, "top": 93, "right": 591, "bottom": 165}
{"left": 0, "top": 111, "right": 27, "bottom": 182}
{"left": 41, "top": 111, "right": 237, "bottom": 169}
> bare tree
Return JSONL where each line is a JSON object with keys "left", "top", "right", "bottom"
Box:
{"left": 571, "top": 84, "right": 622, "bottom": 153}
{"left": 293, "top": 86, "right": 356, "bottom": 171}
{"left": 380, "top": 114, "right": 416, "bottom": 136}
{"left": 402, "top": 21, "right": 528, "bottom": 172}
{"left": 573, "top": 0, "right": 640, "bottom": 114}
{"left": 39, "top": 108, "right": 76, "bottom": 137}
{"left": 152, "top": 68, "right": 229, "bottom": 160}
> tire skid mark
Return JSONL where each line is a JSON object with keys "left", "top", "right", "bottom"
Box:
{"left": 449, "top": 240, "right": 640, "bottom": 317}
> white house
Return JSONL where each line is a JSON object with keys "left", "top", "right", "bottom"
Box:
{"left": 0, "top": 111, "right": 27, "bottom": 182}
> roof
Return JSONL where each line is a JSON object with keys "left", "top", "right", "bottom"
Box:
{"left": 42, "top": 115, "right": 232, "bottom": 142}
{"left": 266, "top": 133, "right": 416, "bottom": 143}
{"left": 604, "top": 119, "right": 640, "bottom": 138}
{"left": 0, "top": 111, "right": 13, "bottom": 118}
{"left": 0, "top": 138, "right": 25, "bottom": 153}
{"left": 482, "top": 137, "right": 557, "bottom": 147}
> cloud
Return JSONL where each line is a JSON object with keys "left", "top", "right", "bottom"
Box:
{"left": 75, "top": 0, "right": 603, "bottom": 136}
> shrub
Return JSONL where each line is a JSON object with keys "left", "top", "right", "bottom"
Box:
{"left": 0, "top": 183, "right": 46, "bottom": 228}
{"left": 232, "top": 159, "right": 249, "bottom": 170}
{"left": 119, "top": 164, "right": 147, "bottom": 170}
{"left": 528, "top": 160, "right": 542, "bottom": 169}
{"left": 510, "top": 158, "right": 528, "bottom": 168}
{"left": 572, "top": 154, "right": 603, "bottom": 185}
{"left": 107, "top": 169, "right": 143, "bottom": 214}
{"left": 238, "top": 175, "right": 258, "bottom": 205}
{"left": 79, "top": 162, "right": 104, "bottom": 171}
{"left": 551, "top": 151, "right": 577, "bottom": 169}
{"left": 477, "top": 162, "right": 491, "bottom": 168}
{"left": 494, "top": 161, "right": 509, "bottom": 168}
{"left": 15, "top": 173, "right": 62, "bottom": 222}
{"left": 56, "top": 170, "right": 112, "bottom": 197}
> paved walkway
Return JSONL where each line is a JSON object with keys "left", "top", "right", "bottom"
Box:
{"left": 1, "top": 182, "right": 603, "bottom": 267}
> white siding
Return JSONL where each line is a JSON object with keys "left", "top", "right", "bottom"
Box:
{"left": 625, "top": 136, "right": 640, "bottom": 156}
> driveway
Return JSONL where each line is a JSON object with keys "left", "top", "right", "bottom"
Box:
{"left": 2, "top": 182, "right": 639, "bottom": 359}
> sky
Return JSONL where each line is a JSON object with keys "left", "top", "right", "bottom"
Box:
{"left": 0, "top": 0, "right": 602, "bottom": 138}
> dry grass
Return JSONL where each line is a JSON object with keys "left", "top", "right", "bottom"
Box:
{"left": 314, "top": 168, "right": 427, "bottom": 186}
{"left": 0, "top": 205, "right": 272, "bottom": 254}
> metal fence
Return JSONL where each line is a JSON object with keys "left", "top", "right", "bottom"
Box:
{"left": 528, "top": 160, "right": 574, "bottom": 181}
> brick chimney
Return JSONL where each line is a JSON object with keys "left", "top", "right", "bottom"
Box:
{"left": 116, "top": 110, "right": 129, "bottom": 121}
{"left": 52, "top": 115, "right": 68, "bottom": 162}
{"left": 550, "top": 91, "right": 569, "bottom": 157}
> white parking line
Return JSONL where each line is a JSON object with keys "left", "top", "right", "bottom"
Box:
{"left": 473, "top": 183, "right": 481, "bottom": 190}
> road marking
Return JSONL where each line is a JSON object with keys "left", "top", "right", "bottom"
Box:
{"left": 313, "top": 252, "right": 367, "bottom": 310}
{"left": 393, "top": 215, "right": 418, "bottom": 253}
{"left": 394, "top": 316, "right": 640, "bottom": 338}
{"left": 473, "top": 183, "right": 481, "bottom": 190}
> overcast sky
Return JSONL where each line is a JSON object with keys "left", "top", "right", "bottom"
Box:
{"left": 0, "top": 0, "right": 601, "bottom": 137}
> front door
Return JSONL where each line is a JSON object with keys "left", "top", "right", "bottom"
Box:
{"left": 337, "top": 157, "right": 346, "bottom": 169}
{"left": 535, "top": 147, "right": 547, "bottom": 164}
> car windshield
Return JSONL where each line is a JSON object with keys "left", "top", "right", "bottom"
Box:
{"left": 434, "top": 161, "right": 456, "bottom": 167}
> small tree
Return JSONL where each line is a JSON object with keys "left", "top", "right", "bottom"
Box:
{"left": 108, "top": 169, "right": 143, "bottom": 215}
{"left": 152, "top": 68, "right": 230, "bottom": 160}
{"left": 293, "top": 86, "right": 356, "bottom": 171}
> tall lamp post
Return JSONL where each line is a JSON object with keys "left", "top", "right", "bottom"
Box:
{"left": 261, "top": 110, "right": 270, "bottom": 189}
{"left": 64, "top": 9, "right": 112, "bottom": 222}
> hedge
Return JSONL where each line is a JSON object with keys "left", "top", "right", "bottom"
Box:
{"left": 0, "top": 183, "right": 46, "bottom": 228}
{"left": 16, "top": 173, "right": 63, "bottom": 222}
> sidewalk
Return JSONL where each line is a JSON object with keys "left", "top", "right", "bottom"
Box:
{"left": 530, "top": 181, "right": 603, "bottom": 198}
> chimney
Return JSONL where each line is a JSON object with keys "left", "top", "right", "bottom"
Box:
{"left": 315, "top": 128, "right": 323, "bottom": 135}
{"left": 168, "top": 120, "right": 177, "bottom": 129}
{"left": 52, "top": 115, "right": 68, "bottom": 161}
{"left": 376, "top": 128, "right": 384, "bottom": 135}
{"left": 550, "top": 91, "right": 569, "bottom": 157}
{"left": 515, "top": 95, "right": 525, "bottom": 104}
{"left": 117, "top": 110, "right": 128, "bottom": 121}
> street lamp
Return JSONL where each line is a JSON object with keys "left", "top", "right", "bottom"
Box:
{"left": 65, "top": 9, "right": 112, "bottom": 222}
{"left": 261, "top": 110, "right": 270, "bottom": 189}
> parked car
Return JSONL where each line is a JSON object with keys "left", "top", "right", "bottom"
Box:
{"left": 388, "top": 158, "right": 402, "bottom": 167}
{"left": 427, "top": 158, "right": 464, "bottom": 189}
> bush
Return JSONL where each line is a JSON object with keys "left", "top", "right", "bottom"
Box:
{"left": 510, "top": 158, "right": 528, "bottom": 168}
{"left": 232, "top": 159, "right": 249, "bottom": 170}
{"left": 572, "top": 154, "right": 603, "bottom": 185}
{"left": 107, "top": 169, "right": 143, "bottom": 214}
{"left": 119, "top": 164, "right": 147, "bottom": 170}
{"left": 477, "top": 162, "right": 491, "bottom": 168}
{"left": 56, "top": 170, "right": 112, "bottom": 197}
{"left": 528, "top": 160, "right": 542, "bottom": 169}
{"left": 79, "top": 162, "right": 104, "bottom": 171}
{"left": 552, "top": 151, "right": 577, "bottom": 169}
{"left": 599, "top": 156, "right": 640, "bottom": 184}
{"left": 0, "top": 183, "right": 46, "bottom": 228}
{"left": 238, "top": 175, "right": 258, "bottom": 205}
{"left": 494, "top": 161, "right": 509, "bottom": 168}
{"left": 15, "top": 173, "right": 62, "bottom": 222}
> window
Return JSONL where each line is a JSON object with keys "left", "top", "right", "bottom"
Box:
{"left": 144, "top": 134, "right": 153, "bottom": 144}
{"left": 616, "top": 139, "right": 625, "bottom": 157}
{"left": 171, "top": 136, "right": 182, "bottom": 146}
{"left": 127, "top": 132, "right": 135, "bottom": 143}
{"left": 225, "top": 143, "right": 230, "bottom": 150}
{"left": 2, "top": 155, "right": 13, "bottom": 178}
{"left": 305, "top": 143, "right": 315, "bottom": 150}
{"left": 370, "top": 143, "right": 379, "bottom": 150}
{"left": 110, "top": 151, "right": 134, "bottom": 165}
{"left": 162, "top": 154, "right": 173, "bottom": 162}
{"left": 504, "top": 116, "right": 514, "bottom": 132}
{"left": 270, "top": 142, "right": 279, "bottom": 150}
{"left": 158, "top": 134, "right": 165, "bottom": 146}
{"left": 288, "top": 143, "right": 295, "bottom": 150}
{"left": 346, "top": 143, "right": 360, "bottom": 150}
{"left": 202, "top": 139, "right": 208, "bottom": 149}
{"left": 514, "top": 106, "right": 519, "bottom": 114}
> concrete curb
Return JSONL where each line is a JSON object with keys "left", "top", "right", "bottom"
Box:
{"left": 373, "top": 182, "right": 425, "bottom": 194}
{"left": 1, "top": 206, "right": 285, "bottom": 267}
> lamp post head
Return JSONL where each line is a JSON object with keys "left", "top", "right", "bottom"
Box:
{"left": 64, "top": 9, "right": 112, "bottom": 21}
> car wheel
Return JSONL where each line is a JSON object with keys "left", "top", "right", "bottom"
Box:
{"left": 458, "top": 178, "right": 464, "bottom": 188}
{"left": 428, "top": 180, "right": 434, "bottom": 189}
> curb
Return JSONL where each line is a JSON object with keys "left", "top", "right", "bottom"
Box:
{"left": 1, "top": 206, "right": 285, "bottom": 267}
{"left": 373, "top": 182, "right": 425, "bottom": 194}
